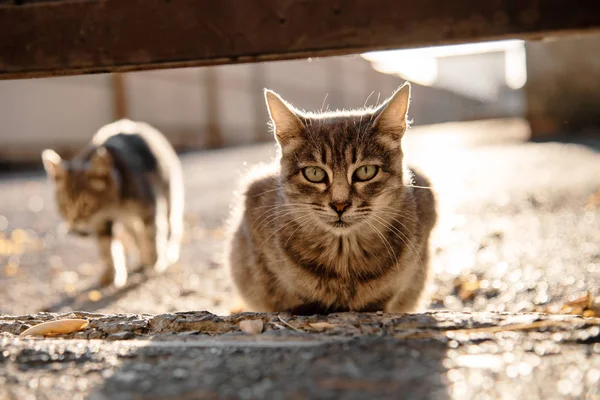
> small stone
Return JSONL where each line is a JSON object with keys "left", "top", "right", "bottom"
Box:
{"left": 239, "top": 320, "right": 264, "bottom": 334}
{"left": 306, "top": 322, "right": 337, "bottom": 332}
{"left": 106, "top": 332, "right": 135, "bottom": 341}
{"left": 172, "top": 368, "right": 189, "bottom": 379}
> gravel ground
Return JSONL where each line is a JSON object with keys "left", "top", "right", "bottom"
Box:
{"left": 1, "top": 118, "right": 598, "bottom": 316}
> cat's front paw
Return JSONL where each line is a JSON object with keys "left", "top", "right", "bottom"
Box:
{"left": 153, "top": 258, "right": 169, "bottom": 273}
{"left": 99, "top": 267, "right": 127, "bottom": 288}
{"left": 167, "top": 243, "right": 180, "bottom": 265}
{"left": 99, "top": 269, "right": 114, "bottom": 287}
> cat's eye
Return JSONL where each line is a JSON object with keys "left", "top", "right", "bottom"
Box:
{"left": 353, "top": 165, "right": 379, "bottom": 182}
{"left": 302, "top": 166, "right": 327, "bottom": 183}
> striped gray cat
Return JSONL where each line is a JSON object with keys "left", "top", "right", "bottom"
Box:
{"left": 227, "top": 83, "right": 436, "bottom": 314}
{"left": 42, "top": 119, "right": 184, "bottom": 288}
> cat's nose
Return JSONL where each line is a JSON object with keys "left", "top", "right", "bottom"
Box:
{"left": 329, "top": 201, "right": 351, "bottom": 215}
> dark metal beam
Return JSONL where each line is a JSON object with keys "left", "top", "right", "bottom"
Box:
{"left": 1, "top": 0, "right": 600, "bottom": 79}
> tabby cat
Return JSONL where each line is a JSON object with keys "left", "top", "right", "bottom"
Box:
{"left": 227, "top": 83, "right": 436, "bottom": 314}
{"left": 42, "top": 119, "right": 184, "bottom": 287}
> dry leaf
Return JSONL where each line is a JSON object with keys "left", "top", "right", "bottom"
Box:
{"left": 458, "top": 281, "right": 481, "bottom": 301}
{"left": 583, "top": 309, "right": 596, "bottom": 318}
{"left": 543, "top": 291, "right": 599, "bottom": 317}
{"left": 271, "top": 322, "right": 287, "bottom": 330}
{"left": 20, "top": 319, "right": 89, "bottom": 337}
{"left": 565, "top": 291, "right": 594, "bottom": 309}
{"left": 276, "top": 316, "right": 302, "bottom": 332}
{"left": 239, "top": 319, "right": 264, "bottom": 334}
{"left": 307, "top": 322, "right": 337, "bottom": 332}
{"left": 453, "top": 274, "right": 484, "bottom": 302}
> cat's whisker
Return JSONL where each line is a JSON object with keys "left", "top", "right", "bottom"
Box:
{"left": 376, "top": 184, "right": 434, "bottom": 196}
{"left": 361, "top": 92, "right": 381, "bottom": 137}
{"left": 250, "top": 204, "right": 313, "bottom": 228}
{"left": 375, "top": 208, "right": 420, "bottom": 224}
{"left": 250, "top": 205, "right": 320, "bottom": 230}
{"left": 250, "top": 203, "right": 314, "bottom": 219}
{"left": 376, "top": 206, "right": 420, "bottom": 219}
{"left": 305, "top": 215, "right": 320, "bottom": 238}
{"left": 252, "top": 207, "right": 314, "bottom": 233}
{"left": 356, "top": 92, "right": 374, "bottom": 143}
{"left": 321, "top": 93, "right": 329, "bottom": 113}
{"left": 364, "top": 219, "right": 397, "bottom": 263}
{"left": 251, "top": 187, "right": 283, "bottom": 197}
{"left": 404, "top": 185, "right": 433, "bottom": 190}
{"left": 376, "top": 205, "right": 420, "bottom": 216}
{"left": 374, "top": 188, "right": 404, "bottom": 199}
{"left": 258, "top": 213, "right": 314, "bottom": 249}
{"left": 372, "top": 210, "right": 420, "bottom": 238}
{"left": 370, "top": 214, "right": 419, "bottom": 261}
{"left": 284, "top": 213, "right": 314, "bottom": 247}
{"left": 371, "top": 213, "right": 426, "bottom": 272}
{"left": 252, "top": 203, "right": 312, "bottom": 210}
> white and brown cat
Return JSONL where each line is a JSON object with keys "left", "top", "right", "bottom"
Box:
{"left": 42, "top": 119, "right": 184, "bottom": 287}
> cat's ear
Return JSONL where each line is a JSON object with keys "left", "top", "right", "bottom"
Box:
{"left": 373, "top": 82, "right": 411, "bottom": 138}
{"left": 264, "top": 89, "right": 304, "bottom": 145}
{"left": 90, "top": 147, "right": 113, "bottom": 175}
{"left": 41, "top": 149, "right": 64, "bottom": 179}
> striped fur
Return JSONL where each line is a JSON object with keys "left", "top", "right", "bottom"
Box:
{"left": 42, "top": 119, "right": 184, "bottom": 287}
{"left": 227, "top": 83, "right": 437, "bottom": 314}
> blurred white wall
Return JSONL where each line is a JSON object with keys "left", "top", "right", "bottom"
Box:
{"left": 0, "top": 56, "right": 404, "bottom": 161}
{"left": 0, "top": 75, "right": 113, "bottom": 159}
{"left": 0, "top": 53, "right": 520, "bottom": 162}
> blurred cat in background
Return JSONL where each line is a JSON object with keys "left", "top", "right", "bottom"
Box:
{"left": 42, "top": 119, "right": 184, "bottom": 287}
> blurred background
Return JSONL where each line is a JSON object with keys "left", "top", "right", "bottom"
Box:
{"left": 0, "top": 34, "right": 599, "bottom": 318}
{"left": 2, "top": 34, "right": 600, "bottom": 160}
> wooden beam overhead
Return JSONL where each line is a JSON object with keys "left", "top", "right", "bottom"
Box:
{"left": 1, "top": 0, "right": 600, "bottom": 79}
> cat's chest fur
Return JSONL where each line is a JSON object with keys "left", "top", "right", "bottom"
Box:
{"left": 274, "top": 218, "right": 408, "bottom": 309}
{"left": 90, "top": 201, "right": 142, "bottom": 224}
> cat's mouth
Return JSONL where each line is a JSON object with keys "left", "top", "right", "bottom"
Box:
{"left": 67, "top": 222, "right": 93, "bottom": 237}
{"left": 331, "top": 219, "right": 350, "bottom": 228}
{"left": 69, "top": 228, "right": 91, "bottom": 237}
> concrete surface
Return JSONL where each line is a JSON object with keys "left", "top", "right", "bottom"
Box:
{"left": 0, "top": 118, "right": 599, "bottom": 399}
{"left": 1, "top": 311, "right": 600, "bottom": 399}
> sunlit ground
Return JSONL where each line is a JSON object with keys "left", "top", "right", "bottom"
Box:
{"left": 0, "top": 118, "right": 599, "bottom": 316}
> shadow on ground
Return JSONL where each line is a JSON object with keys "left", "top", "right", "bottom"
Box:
{"left": 92, "top": 335, "right": 450, "bottom": 400}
